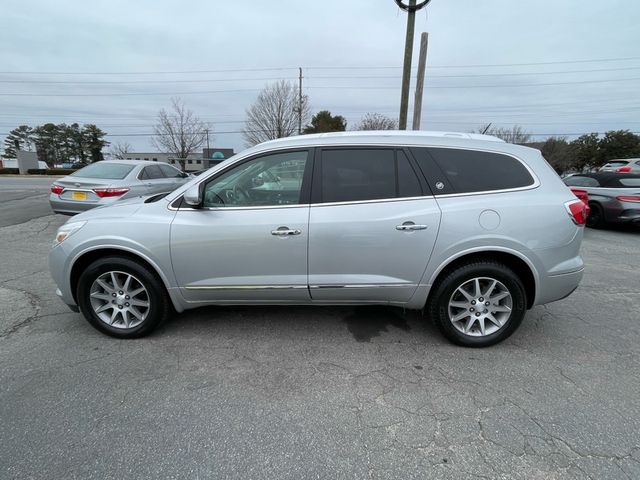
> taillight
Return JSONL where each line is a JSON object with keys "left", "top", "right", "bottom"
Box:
{"left": 93, "top": 188, "right": 129, "bottom": 198}
{"left": 616, "top": 195, "right": 640, "bottom": 203}
{"left": 570, "top": 188, "right": 588, "bottom": 203}
{"left": 616, "top": 166, "right": 632, "bottom": 172}
{"left": 565, "top": 200, "right": 587, "bottom": 226}
{"left": 51, "top": 185, "right": 64, "bottom": 195}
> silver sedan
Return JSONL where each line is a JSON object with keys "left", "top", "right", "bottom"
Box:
{"left": 49, "top": 160, "right": 189, "bottom": 215}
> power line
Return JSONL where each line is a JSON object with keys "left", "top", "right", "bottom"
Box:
{"left": 3, "top": 66, "right": 640, "bottom": 85}
{"left": 1, "top": 76, "right": 639, "bottom": 97}
{"left": 1, "top": 56, "right": 639, "bottom": 75}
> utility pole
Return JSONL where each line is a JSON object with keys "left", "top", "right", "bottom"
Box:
{"left": 205, "top": 128, "right": 210, "bottom": 153}
{"left": 298, "top": 67, "right": 303, "bottom": 135}
{"left": 395, "top": 0, "right": 433, "bottom": 130}
{"left": 412, "top": 32, "right": 429, "bottom": 130}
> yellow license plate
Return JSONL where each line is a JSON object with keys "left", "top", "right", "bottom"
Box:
{"left": 71, "top": 191, "right": 87, "bottom": 200}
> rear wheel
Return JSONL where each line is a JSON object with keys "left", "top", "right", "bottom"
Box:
{"left": 586, "top": 202, "right": 605, "bottom": 229}
{"left": 77, "top": 256, "right": 171, "bottom": 338}
{"left": 428, "top": 261, "right": 527, "bottom": 347}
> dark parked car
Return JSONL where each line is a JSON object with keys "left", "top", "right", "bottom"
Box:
{"left": 564, "top": 173, "right": 640, "bottom": 228}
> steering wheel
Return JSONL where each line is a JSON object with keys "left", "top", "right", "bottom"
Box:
{"left": 233, "top": 184, "right": 250, "bottom": 204}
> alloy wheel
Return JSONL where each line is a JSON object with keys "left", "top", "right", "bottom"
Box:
{"left": 89, "top": 271, "right": 150, "bottom": 329}
{"left": 448, "top": 277, "right": 513, "bottom": 337}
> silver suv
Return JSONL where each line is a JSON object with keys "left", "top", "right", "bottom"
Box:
{"left": 49, "top": 131, "right": 586, "bottom": 347}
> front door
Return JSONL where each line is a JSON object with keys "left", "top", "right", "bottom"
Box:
{"left": 170, "top": 149, "right": 312, "bottom": 303}
{"left": 308, "top": 147, "right": 441, "bottom": 303}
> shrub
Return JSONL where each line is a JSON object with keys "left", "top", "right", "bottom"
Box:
{"left": 0, "top": 168, "right": 20, "bottom": 175}
{"left": 27, "top": 169, "right": 47, "bottom": 175}
{"left": 46, "top": 168, "right": 76, "bottom": 175}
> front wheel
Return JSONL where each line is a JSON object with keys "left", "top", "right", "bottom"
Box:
{"left": 76, "top": 256, "right": 171, "bottom": 338}
{"left": 428, "top": 261, "right": 527, "bottom": 347}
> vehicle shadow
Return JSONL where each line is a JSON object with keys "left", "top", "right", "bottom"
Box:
{"left": 158, "top": 304, "right": 440, "bottom": 344}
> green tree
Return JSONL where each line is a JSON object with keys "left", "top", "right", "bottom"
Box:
{"left": 66, "top": 123, "right": 87, "bottom": 164}
{"left": 569, "top": 133, "right": 601, "bottom": 172}
{"left": 303, "top": 110, "right": 347, "bottom": 134}
{"left": 540, "top": 137, "right": 572, "bottom": 175}
{"left": 3, "top": 125, "right": 34, "bottom": 158}
{"left": 33, "top": 123, "right": 64, "bottom": 167}
{"left": 83, "top": 124, "right": 109, "bottom": 163}
{"left": 598, "top": 130, "right": 640, "bottom": 162}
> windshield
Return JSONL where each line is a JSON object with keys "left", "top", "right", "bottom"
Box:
{"left": 71, "top": 163, "right": 135, "bottom": 179}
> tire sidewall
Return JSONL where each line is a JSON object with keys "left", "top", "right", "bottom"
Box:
{"left": 430, "top": 262, "right": 526, "bottom": 347}
{"left": 586, "top": 203, "right": 604, "bottom": 229}
{"left": 77, "top": 257, "right": 167, "bottom": 338}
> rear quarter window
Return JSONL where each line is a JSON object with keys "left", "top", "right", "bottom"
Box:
{"left": 425, "top": 148, "right": 535, "bottom": 194}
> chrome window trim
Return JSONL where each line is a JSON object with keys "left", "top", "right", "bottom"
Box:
{"left": 169, "top": 195, "right": 436, "bottom": 212}
{"left": 167, "top": 142, "right": 539, "bottom": 210}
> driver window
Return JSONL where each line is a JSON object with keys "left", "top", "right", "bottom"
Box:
{"left": 202, "top": 150, "right": 308, "bottom": 208}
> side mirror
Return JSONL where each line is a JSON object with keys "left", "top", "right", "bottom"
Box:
{"left": 183, "top": 185, "right": 202, "bottom": 208}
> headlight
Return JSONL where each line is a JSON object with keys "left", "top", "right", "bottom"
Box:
{"left": 53, "top": 221, "right": 87, "bottom": 247}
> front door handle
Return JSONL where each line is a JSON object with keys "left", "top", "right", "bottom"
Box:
{"left": 271, "top": 227, "right": 302, "bottom": 236}
{"left": 396, "top": 221, "right": 428, "bottom": 231}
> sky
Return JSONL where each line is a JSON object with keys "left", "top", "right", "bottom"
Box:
{"left": 1, "top": 0, "right": 639, "bottom": 155}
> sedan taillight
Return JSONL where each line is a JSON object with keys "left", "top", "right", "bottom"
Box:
{"left": 616, "top": 195, "right": 640, "bottom": 203}
{"left": 565, "top": 199, "right": 587, "bottom": 226}
{"left": 616, "top": 166, "right": 632, "bottom": 173}
{"left": 51, "top": 185, "right": 64, "bottom": 195}
{"left": 93, "top": 188, "right": 129, "bottom": 198}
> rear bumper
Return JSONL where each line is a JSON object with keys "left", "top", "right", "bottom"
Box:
{"left": 49, "top": 195, "right": 103, "bottom": 215}
{"left": 535, "top": 267, "right": 584, "bottom": 305}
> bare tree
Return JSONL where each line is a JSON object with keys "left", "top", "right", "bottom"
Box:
{"left": 474, "top": 124, "right": 532, "bottom": 144}
{"left": 354, "top": 113, "right": 398, "bottom": 131}
{"left": 152, "top": 97, "right": 209, "bottom": 171}
{"left": 110, "top": 141, "right": 132, "bottom": 159}
{"left": 243, "top": 80, "right": 310, "bottom": 147}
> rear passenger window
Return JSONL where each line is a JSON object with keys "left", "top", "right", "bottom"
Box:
{"left": 321, "top": 149, "right": 396, "bottom": 203}
{"left": 141, "top": 165, "right": 163, "bottom": 180}
{"left": 410, "top": 147, "right": 534, "bottom": 194}
{"left": 319, "top": 149, "right": 423, "bottom": 203}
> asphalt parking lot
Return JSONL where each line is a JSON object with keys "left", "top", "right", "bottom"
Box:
{"left": 1, "top": 178, "right": 639, "bottom": 479}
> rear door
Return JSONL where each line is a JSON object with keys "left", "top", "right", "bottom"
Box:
{"left": 139, "top": 164, "right": 169, "bottom": 194}
{"left": 158, "top": 163, "right": 189, "bottom": 190}
{"left": 307, "top": 147, "right": 441, "bottom": 303}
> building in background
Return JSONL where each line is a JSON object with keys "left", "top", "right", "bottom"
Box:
{"left": 124, "top": 148, "right": 235, "bottom": 172}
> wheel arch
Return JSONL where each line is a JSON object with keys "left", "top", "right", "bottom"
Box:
{"left": 69, "top": 247, "right": 180, "bottom": 311}
{"left": 426, "top": 250, "right": 538, "bottom": 309}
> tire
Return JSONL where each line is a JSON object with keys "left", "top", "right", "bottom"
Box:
{"left": 427, "top": 261, "right": 527, "bottom": 347}
{"left": 76, "top": 256, "right": 171, "bottom": 339}
{"left": 586, "top": 202, "right": 605, "bottom": 229}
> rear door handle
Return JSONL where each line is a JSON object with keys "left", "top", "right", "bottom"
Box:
{"left": 271, "top": 227, "right": 302, "bottom": 236}
{"left": 396, "top": 222, "right": 428, "bottom": 231}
